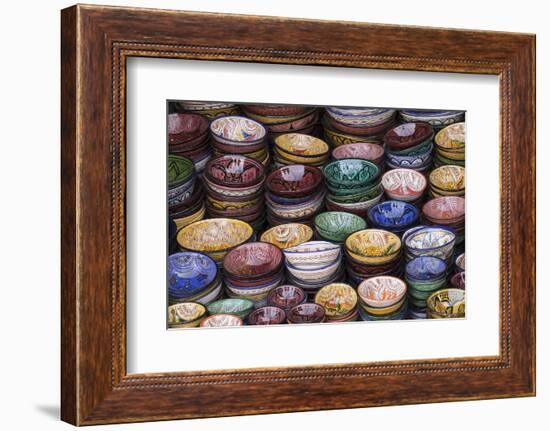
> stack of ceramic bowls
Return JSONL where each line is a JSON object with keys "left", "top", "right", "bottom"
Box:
{"left": 398, "top": 109, "right": 465, "bottom": 131}
{"left": 422, "top": 196, "right": 465, "bottom": 247}
{"left": 323, "top": 107, "right": 397, "bottom": 147}
{"left": 210, "top": 116, "right": 269, "bottom": 165}
{"left": 332, "top": 142, "right": 385, "bottom": 170}
{"left": 428, "top": 165, "right": 465, "bottom": 197}
{"left": 314, "top": 283, "right": 359, "bottom": 322}
{"left": 177, "top": 218, "right": 254, "bottom": 267}
{"left": 357, "top": 276, "right": 408, "bottom": 321}
{"left": 383, "top": 122, "right": 434, "bottom": 173}
{"left": 381, "top": 168, "right": 427, "bottom": 207}
{"left": 405, "top": 256, "right": 447, "bottom": 318}
{"left": 287, "top": 303, "right": 326, "bottom": 324}
{"left": 314, "top": 211, "right": 366, "bottom": 244}
{"left": 260, "top": 223, "right": 314, "bottom": 250}
{"left": 203, "top": 155, "right": 266, "bottom": 231}
{"left": 267, "top": 285, "right": 307, "bottom": 311}
{"left": 426, "top": 288, "right": 465, "bottom": 319}
{"left": 265, "top": 165, "right": 325, "bottom": 227}
{"left": 344, "top": 229, "right": 403, "bottom": 284}
{"left": 168, "top": 113, "right": 211, "bottom": 175}
{"left": 167, "top": 252, "right": 221, "bottom": 306}
{"left": 434, "top": 122, "right": 465, "bottom": 168}
{"left": 178, "top": 101, "right": 240, "bottom": 120}
{"left": 168, "top": 155, "right": 205, "bottom": 229}
{"left": 206, "top": 298, "right": 255, "bottom": 321}
{"left": 242, "top": 105, "right": 320, "bottom": 142}
{"left": 324, "top": 159, "right": 383, "bottom": 217}
{"left": 273, "top": 133, "right": 330, "bottom": 168}
{"left": 450, "top": 253, "right": 466, "bottom": 289}
{"left": 367, "top": 201, "right": 420, "bottom": 236}
{"left": 200, "top": 314, "right": 244, "bottom": 327}
{"left": 403, "top": 225, "right": 456, "bottom": 265}
{"left": 223, "top": 242, "right": 285, "bottom": 308}
{"left": 247, "top": 306, "right": 287, "bottom": 325}
{"left": 168, "top": 302, "right": 207, "bottom": 329}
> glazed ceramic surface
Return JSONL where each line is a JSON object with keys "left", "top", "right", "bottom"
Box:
{"left": 167, "top": 155, "right": 194, "bottom": 187}
{"left": 177, "top": 218, "right": 253, "bottom": 253}
{"left": 223, "top": 242, "right": 283, "bottom": 278}
{"left": 405, "top": 256, "right": 447, "bottom": 281}
{"left": 404, "top": 227, "right": 456, "bottom": 252}
{"left": 206, "top": 298, "right": 254, "bottom": 318}
{"left": 260, "top": 223, "right": 313, "bottom": 249}
{"left": 422, "top": 196, "right": 465, "bottom": 221}
{"left": 368, "top": 201, "right": 419, "bottom": 230}
{"left": 266, "top": 165, "right": 322, "bottom": 197}
{"left": 167, "top": 302, "right": 206, "bottom": 325}
{"left": 210, "top": 116, "right": 266, "bottom": 144}
{"left": 314, "top": 211, "right": 367, "bottom": 242}
{"left": 326, "top": 107, "right": 396, "bottom": 126}
{"left": 345, "top": 229, "right": 402, "bottom": 259}
{"left": 247, "top": 306, "right": 287, "bottom": 325}
{"left": 168, "top": 252, "right": 217, "bottom": 298}
{"left": 267, "top": 285, "right": 306, "bottom": 310}
{"left": 384, "top": 122, "right": 433, "bottom": 150}
{"left": 287, "top": 303, "right": 326, "bottom": 324}
{"left": 332, "top": 142, "right": 385, "bottom": 162}
{"left": 283, "top": 241, "right": 341, "bottom": 269}
{"left": 427, "top": 288, "right": 465, "bottom": 317}
{"left": 206, "top": 155, "right": 264, "bottom": 187}
{"left": 324, "top": 159, "right": 379, "bottom": 186}
{"left": 435, "top": 122, "right": 465, "bottom": 149}
{"left": 275, "top": 133, "right": 329, "bottom": 157}
{"left": 168, "top": 113, "right": 209, "bottom": 144}
{"left": 358, "top": 276, "right": 407, "bottom": 308}
{"left": 200, "top": 314, "right": 244, "bottom": 327}
{"left": 456, "top": 253, "right": 466, "bottom": 272}
{"left": 429, "top": 165, "right": 466, "bottom": 191}
{"left": 399, "top": 109, "right": 465, "bottom": 127}
{"left": 314, "top": 283, "right": 358, "bottom": 317}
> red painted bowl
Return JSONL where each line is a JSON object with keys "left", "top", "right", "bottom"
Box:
{"left": 223, "top": 242, "right": 283, "bottom": 279}
{"left": 383, "top": 122, "right": 433, "bottom": 150}
{"left": 266, "top": 165, "right": 323, "bottom": 198}
{"left": 332, "top": 142, "right": 385, "bottom": 163}
{"left": 168, "top": 113, "right": 209, "bottom": 145}
{"left": 422, "top": 196, "right": 465, "bottom": 224}
{"left": 242, "top": 104, "right": 310, "bottom": 117}
{"left": 205, "top": 155, "right": 265, "bottom": 188}
{"left": 287, "top": 303, "right": 326, "bottom": 324}
{"left": 247, "top": 306, "right": 287, "bottom": 325}
{"left": 325, "top": 112, "right": 396, "bottom": 136}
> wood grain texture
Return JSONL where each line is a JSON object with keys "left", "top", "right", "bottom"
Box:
{"left": 60, "top": 4, "right": 536, "bottom": 425}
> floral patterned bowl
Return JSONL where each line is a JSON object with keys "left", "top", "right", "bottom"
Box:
{"left": 167, "top": 302, "right": 207, "bottom": 328}
{"left": 383, "top": 122, "right": 433, "bottom": 150}
{"left": 367, "top": 201, "right": 420, "bottom": 232}
{"left": 326, "top": 107, "right": 396, "bottom": 127}
{"left": 429, "top": 165, "right": 465, "bottom": 191}
{"left": 314, "top": 283, "right": 358, "bottom": 318}
{"left": 167, "top": 252, "right": 218, "bottom": 300}
{"left": 168, "top": 113, "right": 209, "bottom": 145}
{"left": 357, "top": 276, "right": 407, "bottom": 308}
{"left": 435, "top": 122, "right": 465, "bottom": 150}
{"left": 283, "top": 241, "right": 341, "bottom": 270}
{"left": 267, "top": 285, "right": 307, "bottom": 310}
{"left": 324, "top": 159, "right": 380, "bottom": 189}
{"left": 206, "top": 298, "right": 255, "bottom": 320}
{"left": 274, "top": 133, "right": 330, "bottom": 158}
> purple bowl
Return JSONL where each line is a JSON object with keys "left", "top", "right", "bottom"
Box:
{"left": 247, "top": 306, "right": 287, "bottom": 325}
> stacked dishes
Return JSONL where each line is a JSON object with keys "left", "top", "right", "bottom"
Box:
{"left": 210, "top": 116, "right": 269, "bottom": 165}
{"left": 315, "top": 283, "right": 358, "bottom": 322}
{"left": 427, "top": 288, "right": 465, "bottom": 319}
{"left": 357, "top": 276, "right": 408, "bottom": 321}
{"left": 383, "top": 122, "right": 434, "bottom": 173}
{"left": 267, "top": 285, "right": 307, "bottom": 311}
{"left": 403, "top": 225, "right": 456, "bottom": 265}
{"left": 242, "top": 105, "right": 320, "bottom": 142}
{"left": 332, "top": 142, "right": 385, "bottom": 169}
{"left": 287, "top": 303, "right": 326, "bottom": 324}
{"left": 381, "top": 168, "right": 427, "bottom": 207}
{"left": 223, "top": 242, "right": 284, "bottom": 308}
{"left": 405, "top": 256, "right": 447, "bottom": 318}
{"left": 314, "top": 211, "right": 366, "bottom": 243}
{"left": 168, "top": 302, "right": 207, "bottom": 329}
{"left": 368, "top": 201, "right": 420, "bottom": 236}
{"left": 422, "top": 196, "right": 465, "bottom": 247}
{"left": 273, "top": 133, "right": 330, "bottom": 167}
{"left": 323, "top": 107, "right": 397, "bottom": 147}
{"left": 324, "top": 159, "right": 383, "bottom": 217}
{"left": 398, "top": 109, "right": 465, "bottom": 130}
{"left": 260, "top": 223, "right": 313, "bottom": 249}
{"left": 265, "top": 165, "right": 325, "bottom": 227}
{"left": 204, "top": 155, "right": 266, "bottom": 231}
{"left": 167, "top": 252, "right": 221, "bottom": 306}
{"left": 429, "top": 165, "right": 465, "bottom": 197}
{"left": 206, "top": 298, "right": 255, "bottom": 321}
{"left": 344, "top": 229, "right": 403, "bottom": 284}
{"left": 168, "top": 113, "right": 211, "bottom": 175}
{"left": 177, "top": 218, "right": 254, "bottom": 266}
{"left": 434, "top": 122, "right": 466, "bottom": 167}
{"left": 178, "top": 101, "right": 240, "bottom": 120}
{"left": 168, "top": 155, "right": 205, "bottom": 229}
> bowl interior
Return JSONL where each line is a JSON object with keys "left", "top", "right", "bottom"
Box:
{"left": 223, "top": 242, "right": 283, "bottom": 278}
{"left": 210, "top": 116, "right": 266, "bottom": 142}
{"left": 206, "top": 155, "right": 264, "bottom": 187}
{"left": 177, "top": 218, "right": 253, "bottom": 252}
{"left": 324, "top": 159, "right": 379, "bottom": 185}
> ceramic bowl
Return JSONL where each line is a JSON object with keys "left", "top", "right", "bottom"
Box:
{"left": 450, "top": 271, "right": 466, "bottom": 289}
{"left": 367, "top": 201, "right": 420, "bottom": 232}
{"left": 200, "top": 314, "right": 244, "bottom": 328}
{"left": 242, "top": 104, "right": 309, "bottom": 117}
{"left": 314, "top": 283, "right": 358, "bottom": 318}
{"left": 357, "top": 276, "right": 407, "bottom": 308}
{"left": 455, "top": 253, "right": 465, "bottom": 272}
{"left": 385, "top": 143, "right": 433, "bottom": 168}
{"left": 382, "top": 169, "right": 428, "bottom": 202}
{"left": 168, "top": 113, "right": 209, "bottom": 145}
{"left": 179, "top": 101, "right": 237, "bottom": 111}
{"left": 225, "top": 271, "right": 284, "bottom": 296}
{"left": 274, "top": 133, "right": 329, "bottom": 158}
{"left": 167, "top": 252, "right": 218, "bottom": 299}
{"left": 323, "top": 121, "right": 383, "bottom": 147}
{"left": 203, "top": 175, "right": 264, "bottom": 198}
{"left": 260, "top": 223, "right": 313, "bottom": 249}
{"left": 168, "top": 155, "right": 194, "bottom": 188}
{"left": 167, "top": 302, "right": 207, "bottom": 327}
{"left": 327, "top": 182, "right": 384, "bottom": 203}
{"left": 323, "top": 159, "right": 380, "bottom": 188}
{"left": 325, "top": 193, "right": 383, "bottom": 217}
{"left": 287, "top": 303, "right": 326, "bottom": 324}
{"left": 314, "top": 211, "right": 367, "bottom": 242}
{"left": 266, "top": 165, "right": 323, "bottom": 198}
{"left": 168, "top": 175, "right": 196, "bottom": 206}
{"left": 206, "top": 298, "right": 255, "bottom": 319}
{"left": 404, "top": 226, "right": 456, "bottom": 254}
{"left": 383, "top": 122, "right": 433, "bottom": 150}
{"left": 264, "top": 110, "right": 319, "bottom": 133}
{"left": 169, "top": 276, "right": 223, "bottom": 305}
{"left": 205, "top": 155, "right": 265, "bottom": 188}
{"left": 435, "top": 122, "right": 465, "bottom": 150}
{"left": 326, "top": 107, "right": 396, "bottom": 127}
{"left": 244, "top": 108, "right": 316, "bottom": 125}
{"left": 332, "top": 142, "right": 385, "bottom": 163}
{"left": 426, "top": 288, "right": 465, "bottom": 318}
{"left": 405, "top": 256, "right": 447, "bottom": 281}
{"left": 210, "top": 115, "right": 266, "bottom": 146}
{"left": 361, "top": 295, "right": 407, "bottom": 316}
{"left": 422, "top": 196, "right": 465, "bottom": 223}
{"left": 247, "top": 306, "right": 287, "bottom": 325}
{"left": 286, "top": 256, "right": 341, "bottom": 281}
{"left": 223, "top": 242, "right": 283, "bottom": 279}
{"left": 177, "top": 218, "right": 254, "bottom": 262}
{"left": 324, "top": 112, "right": 395, "bottom": 135}
{"left": 399, "top": 110, "right": 465, "bottom": 128}
{"left": 273, "top": 147, "right": 329, "bottom": 166}
{"left": 429, "top": 165, "right": 465, "bottom": 191}
{"left": 345, "top": 229, "right": 402, "bottom": 265}
{"left": 283, "top": 241, "right": 341, "bottom": 269}
{"left": 267, "top": 285, "right": 307, "bottom": 310}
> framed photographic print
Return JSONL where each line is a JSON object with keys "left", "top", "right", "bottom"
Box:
{"left": 61, "top": 4, "right": 536, "bottom": 425}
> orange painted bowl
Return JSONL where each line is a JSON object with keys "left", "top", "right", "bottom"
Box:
{"left": 314, "top": 283, "right": 358, "bottom": 318}
{"left": 422, "top": 196, "right": 465, "bottom": 224}
{"left": 332, "top": 142, "right": 385, "bottom": 164}
{"left": 357, "top": 276, "right": 407, "bottom": 308}
{"left": 260, "top": 223, "right": 313, "bottom": 249}
{"left": 381, "top": 168, "right": 427, "bottom": 202}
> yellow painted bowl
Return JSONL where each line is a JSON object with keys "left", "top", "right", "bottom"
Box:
{"left": 345, "top": 229, "right": 402, "bottom": 265}
{"left": 360, "top": 295, "right": 406, "bottom": 316}
{"left": 435, "top": 147, "right": 465, "bottom": 161}
{"left": 173, "top": 204, "right": 206, "bottom": 230}
{"left": 207, "top": 194, "right": 262, "bottom": 211}
{"left": 427, "top": 288, "right": 465, "bottom": 318}
{"left": 260, "top": 223, "right": 313, "bottom": 249}
{"left": 274, "top": 133, "right": 329, "bottom": 158}
{"left": 314, "top": 283, "right": 358, "bottom": 317}
{"left": 429, "top": 165, "right": 465, "bottom": 192}
{"left": 273, "top": 147, "right": 329, "bottom": 165}
{"left": 167, "top": 302, "right": 207, "bottom": 328}
{"left": 177, "top": 218, "right": 254, "bottom": 262}
{"left": 323, "top": 123, "right": 382, "bottom": 147}
{"left": 244, "top": 109, "right": 316, "bottom": 125}
{"left": 434, "top": 122, "right": 465, "bottom": 150}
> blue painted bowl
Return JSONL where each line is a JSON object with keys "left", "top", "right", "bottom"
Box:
{"left": 385, "top": 143, "right": 433, "bottom": 168}
{"left": 168, "top": 252, "right": 218, "bottom": 299}
{"left": 405, "top": 256, "right": 447, "bottom": 281}
{"left": 368, "top": 201, "right": 419, "bottom": 232}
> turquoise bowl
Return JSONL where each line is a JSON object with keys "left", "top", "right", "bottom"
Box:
{"left": 314, "top": 211, "right": 367, "bottom": 242}
{"left": 206, "top": 298, "right": 255, "bottom": 319}
{"left": 323, "top": 159, "right": 380, "bottom": 188}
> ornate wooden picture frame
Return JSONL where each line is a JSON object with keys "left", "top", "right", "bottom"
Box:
{"left": 61, "top": 4, "right": 535, "bottom": 425}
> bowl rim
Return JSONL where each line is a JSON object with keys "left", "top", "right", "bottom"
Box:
{"left": 274, "top": 133, "right": 330, "bottom": 158}
{"left": 367, "top": 200, "right": 420, "bottom": 227}
{"left": 259, "top": 223, "right": 314, "bottom": 248}
{"left": 345, "top": 228, "right": 402, "bottom": 258}
{"left": 323, "top": 158, "right": 380, "bottom": 185}
{"left": 176, "top": 218, "right": 254, "bottom": 253}
{"left": 404, "top": 226, "right": 457, "bottom": 252}
{"left": 209, "top": 115, "right": 267, "bottom": 143}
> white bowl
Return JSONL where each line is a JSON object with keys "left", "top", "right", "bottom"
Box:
{"left": 283, "top": 241, "right": 341, "bottom": 269}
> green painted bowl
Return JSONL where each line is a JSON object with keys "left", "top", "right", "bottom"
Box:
{"left": 314, "top": 211, "right": 367, "bottom": 242}
{"left": 323, "top": 159, "right": 380, "bottom": 188}
{"left": 168, "top": 155, "right": 194, "bottom": 188}
{"left": 327, "top": 181, "right": 382, "bottom": 199}
{"left": 206, "top": 298, "right": 255, "bottom": 319}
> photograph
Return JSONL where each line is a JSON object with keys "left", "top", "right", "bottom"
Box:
{"left": 167, "top": 102, "right": 466, "bottom": 328}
